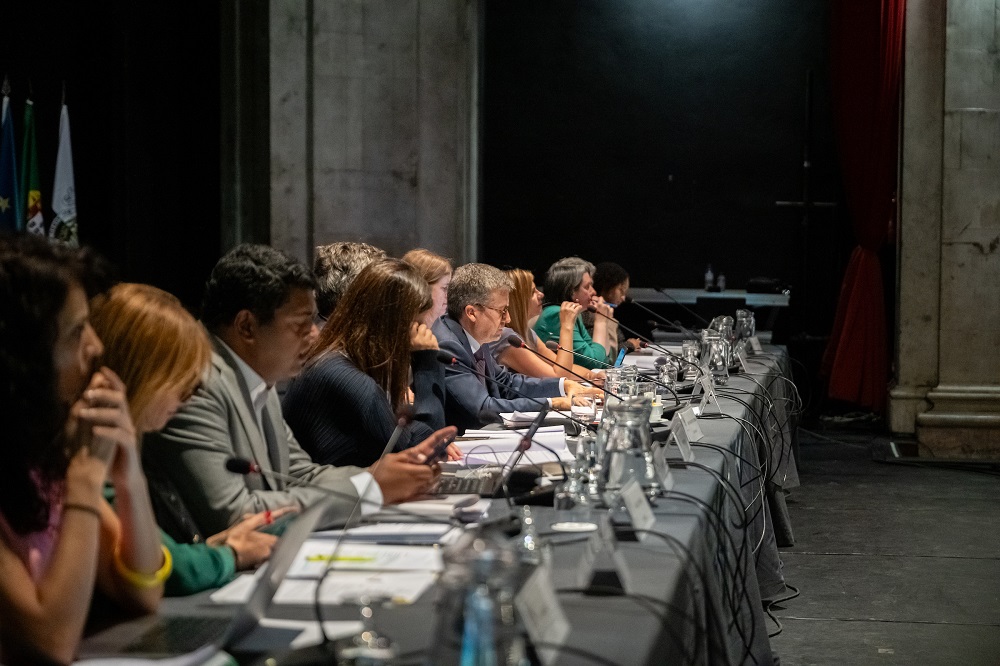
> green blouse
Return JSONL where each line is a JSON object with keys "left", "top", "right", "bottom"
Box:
{"left": 533, "top": 305, "right": 609, "bottom": 370}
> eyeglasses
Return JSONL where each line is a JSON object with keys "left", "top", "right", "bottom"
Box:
{"left": 476, "top": 303, "right": 510, "bottom": 318}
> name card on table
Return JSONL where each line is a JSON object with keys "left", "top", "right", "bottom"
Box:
{"left": 576, "top": 514, "right": 632, "bottom": 595}
{"left": 736, "top": 346, "right": 750, "bottom": 373}
{"left": 697, "top": 374, "right": 717, "bottom": 414}
{"left": 652, "top": 442, "right": 675, "bottom": 490}
{"left": 748, "top": 336, "right": 763, "bottom": 354}
{"left": 515, "top": 561, "right": 570, "bottom": 666}
{"left": 619, "top": 479, "right": 656, "bottom": 542}
{"left": 667, "top": 407, "right": 697, "bottom": 462}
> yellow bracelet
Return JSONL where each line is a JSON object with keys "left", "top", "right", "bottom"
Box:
{"left": 113, "top": 544, "right": 172, "bottom": 589}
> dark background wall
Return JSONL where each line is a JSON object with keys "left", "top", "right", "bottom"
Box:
{"left": 1, "top": 1, "right": 224, "bottom": 308}
{"left": 4, "top": 0, "right": 856, "bottom": 339}
{"left": 481, "top": 0, "right": 853, "bottom": 336}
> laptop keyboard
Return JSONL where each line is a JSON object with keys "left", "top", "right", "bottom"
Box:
{"left": 123, "top": 615, "right": 231, "bottom": 654}
{"left": 437, "top": 474, "right": 494, "bottom": 495}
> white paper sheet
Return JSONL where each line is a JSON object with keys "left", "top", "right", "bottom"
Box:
{"left": 312, "top": 522, "right": 456, "bottom": 543}
{"left": 286, "top": 542, "right": 444, "bottom": 578}
{"left": 209, "top": 570, "right": 261, "bottom": 604}
{"left": 272, "top": 571, "right": 437, "bottom": 605}
{"left": 465, "top": 448, "right": 572, "bottom": 467}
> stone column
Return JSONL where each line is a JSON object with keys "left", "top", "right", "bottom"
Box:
{"left": 893, "top": 0, "right": 1000, "bottom": 457}
{"left": 270, "top": 0, "right": 479, "bottom": 266}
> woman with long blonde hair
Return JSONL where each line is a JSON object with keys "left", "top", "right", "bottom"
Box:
{"left": 92, "top": 283, "right": 289, "bottom": 596}
{"left": 401, "top": 248, "right": 452, "bottom": 327}
{"left": 494, "top": 269, "right": 604, "bottom": 383}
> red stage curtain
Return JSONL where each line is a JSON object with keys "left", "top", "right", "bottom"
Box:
{"left": 822, "top": 0, "right": 906, "bottom": 412}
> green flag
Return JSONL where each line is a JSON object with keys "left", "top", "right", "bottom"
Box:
{"left": 21, "top": 99, "right": 44, "bottom": 235}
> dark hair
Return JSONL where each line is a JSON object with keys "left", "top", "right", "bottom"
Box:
{"left": 313, "top": 242, "right": 387, "bottom": 318}
{"left": 311, "top": 259, "right": 431, "bottom": 411}
{"left": 0, "top": 234, "right": 87, "bottom": 534}
{"left": 201, "top": 244, "right": 317, "bottom": 332}
{"left": 593, "top": 262, "right": 629, "bottom": 298}
{"left": 542, "top": 257, "right": 595, "bottom": 306}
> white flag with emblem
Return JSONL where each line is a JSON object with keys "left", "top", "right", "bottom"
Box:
{"left": 49, "top": 104, "right": 78, "bottom": 247}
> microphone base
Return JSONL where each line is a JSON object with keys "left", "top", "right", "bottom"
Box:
{"left": 245, "top": 642, "right": 339, "bottom": 665}
{"left": 511, "top": 487, "right": 556, "bottom": 507}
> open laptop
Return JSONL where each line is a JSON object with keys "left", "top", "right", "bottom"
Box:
{"left": 79, "top": 496, "right": 334, "bottom": 659}
{"left": 436, "top": 444, "right": 541, "bottom": 498}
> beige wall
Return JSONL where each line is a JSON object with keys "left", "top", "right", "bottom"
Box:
{"left": 892, "top": 0, "right": 1000, "bottom": 455}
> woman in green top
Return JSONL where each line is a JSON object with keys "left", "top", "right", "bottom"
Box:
{"left": 91, "top": 283, "right": 292, "bottom": 596}
{"left": 533, "top": 257, "right": 614, "bottom": 370}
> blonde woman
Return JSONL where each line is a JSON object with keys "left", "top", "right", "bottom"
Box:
{"left": 402, "top": 248, "right": 452, "bottom": 327}
{"left": 495, "top": 269, "right": 604, "bottom": 384}
{"left": 91, "top": 283, "right": 290, "bottom": 596}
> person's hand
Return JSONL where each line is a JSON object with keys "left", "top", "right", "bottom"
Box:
{"left": 71, "top": 369, "right": 140, "bottom": 484}
{"left": 625, "top": 338, "right": 643, "bottom": 352}
{"left": 565, "top": 379, "right": 602, "bottom": 398}
{"left": 588, "top": 369, "right": 606, "bottom": 387}
{"left": 208, "top": 507, "right": 296, "bottom": 570}
{"left": 446, "top": 443, "right": 463, "bottom": 462}
{"left": 410, "top": 322, "right": 439, "bottom": 351}
{"left": 593, "top": 297, "right": 614, "bottom": 319}
{"left": 64, "top": 444, "right": 113, "bottom": 506}
{"left": 559, "top": 301, "right": 584, "bottom": 329}
{"left": 370, "top": 427, "right": 455, "bottom": 504}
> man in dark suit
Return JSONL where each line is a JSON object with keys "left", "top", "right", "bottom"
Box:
{"left": 143, "top": 244, "right": 452, "bottom": 537}
{"left": 432, "top": 263, "right": 591, "bottom": 432}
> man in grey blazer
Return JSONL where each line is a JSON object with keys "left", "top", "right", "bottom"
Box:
{"left": 143, "top": 244, "right": 450, "bottom": 539}
{"left": 432, "top": 263, "right": 591, "bottom": 433}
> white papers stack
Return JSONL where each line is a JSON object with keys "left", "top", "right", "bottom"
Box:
{"left": 455, "top": 426, "right": 570, "bottom": 466}
{"left": 272, "top": 572, "right": 437, "bottom": 606}
{"left": 212, "top": 541, "right": 445, "bottom": 607}
{"left": 499, "top": 411, "right": 570, "bottom": 427}
{"left": 287, "top": 542, "right": 443, "bottom": 578}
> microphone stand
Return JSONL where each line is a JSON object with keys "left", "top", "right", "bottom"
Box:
{"left": 438, "top": 352, "right": 599, "bottom": 434}
{"left": 625, "top": 297, "right": 700, "bottom": 338}
{"left": 504, "top": 334, "right": 636, "bottom": 405}
{"left": 588, "top": 307, "right": 704, "bottom": 380}
{"left": 653, "top": 287, "right": 710, "bottom": 327}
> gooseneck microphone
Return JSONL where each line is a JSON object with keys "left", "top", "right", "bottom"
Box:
{"left": 588, "top": 306, "right": 703, "bottom": 378}
{"left": 506, "top": 334, "right": 628, "bottom": 404}
{"left": 653, "top": 287, "right": 711, "bottom": 327}
{"left": 436, "top": 349, "right": 599, "bottom": 433}
{"left": 623, "top": 296, "right": 699, "bottom": 338}
{"left": 556, "top": 344, "right": 616, "bottom": 369}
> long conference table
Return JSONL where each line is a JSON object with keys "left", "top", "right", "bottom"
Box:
{"left": 81, "top": 345, "right": 798, "bottom": 666}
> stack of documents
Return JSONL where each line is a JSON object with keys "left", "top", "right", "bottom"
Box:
{"left": 454, "top": 426, "right": 571, "bottom": 466}
{"left": 212, "top": 542, "right": 444, "bottom": 607}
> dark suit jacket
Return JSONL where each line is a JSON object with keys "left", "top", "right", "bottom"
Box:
{"left": 432, "top": 316, "right": 561, "bottom": 432}
{"left": 142, "top": 337, "right": 365, "bottom": 537}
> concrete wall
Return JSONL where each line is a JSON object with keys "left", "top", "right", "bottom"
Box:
{"left": 269, "top": 0, "right": 479, "bottom": 266}
{"left": 893, "top": 0, "right": 1000, "bottom": 456}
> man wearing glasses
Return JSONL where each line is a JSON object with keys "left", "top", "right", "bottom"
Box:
{"left": 432, "top": 263, "right": 590, "bottom": 432}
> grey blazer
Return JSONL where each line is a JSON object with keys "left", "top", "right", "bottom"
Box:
{"left": 142, "top": 337, "right": 365, "bottom": 537}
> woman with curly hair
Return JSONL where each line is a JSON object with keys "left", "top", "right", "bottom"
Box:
{"left": 0, "top": 235, "right": 163, "bottom": 664}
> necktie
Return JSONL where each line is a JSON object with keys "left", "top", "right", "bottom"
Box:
{"left": 473, "top": 348, "right": 488, "bottom": 387}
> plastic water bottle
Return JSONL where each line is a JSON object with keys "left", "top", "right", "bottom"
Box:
{"left": 704, "top": 265, "right": 714, "bottom": 290}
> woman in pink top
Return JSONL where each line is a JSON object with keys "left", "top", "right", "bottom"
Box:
{"left": 0, "top": 236, "right": 164, "bottom": 664}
